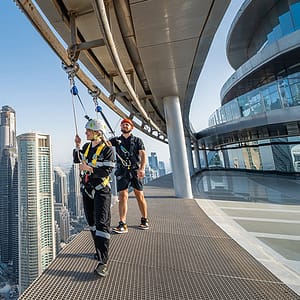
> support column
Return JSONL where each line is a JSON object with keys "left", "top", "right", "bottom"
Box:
{"left": 194, "top": 139, "right": 201, "bottom": 171}
{"left": 203, "top": 148, "right": 208, "bottom": 168}
{"left": 185, "top": 135, "right": 195, "bottom": 175}
{"left": 222, "top": 148, "right": 230, "bottom": 168}
{"left": 163, "top": 96, "right": 193, "bottom": 198}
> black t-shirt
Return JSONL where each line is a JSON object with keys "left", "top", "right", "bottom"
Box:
{"left": 110, "top": 135, "right": 145, "bottom": 169}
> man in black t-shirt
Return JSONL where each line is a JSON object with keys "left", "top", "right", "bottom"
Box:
{"left": 110, "top": 118, "right": 149, "bottom": 233}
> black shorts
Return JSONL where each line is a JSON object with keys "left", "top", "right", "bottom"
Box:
{"left": 116, "top": 169, "right": 143, "bottom": 192}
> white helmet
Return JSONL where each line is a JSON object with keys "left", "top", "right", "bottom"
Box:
{"left": 85, "top": 119, "right": 107, "bottom": 135}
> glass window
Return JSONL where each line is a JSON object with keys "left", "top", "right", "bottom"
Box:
{"left": 238, "top": 95, "right": 251, "bottom": 117}
{"left": 229, "top": 99, "right": 241, "bottom": 120}
{"left": 220, "top": 106, "right": 227, "bottom": 123}
{"left": 279, "top": 11, "right": 294, "bottom": 35}
{"left": 291, "top": 2, "right": 300, "bottom": 30}
{"left": 225, "top": 104, "right": 233, "bottom": 121}
{"left": 261, "top": 85, "right": 272, "bottom": 111}
{"left": 242, "top": 142, "right": 262, "bottom": 170}
{"left": 290, "top": 144, "right": 300, "bottom": 172}
{"left": 258, "top": 142, "right": 275, "bottom": 170}
{"left": 199, "top": 150, "right": 207, "bottom": 168}
{"left": 248, "top": 91, "right": 263, "bottom": 115}
{"left": 270, "top": 138, "right": 294, "bottom": 172}
{"left": 289, "top": 81, "right": 300, "bottom": 106}
{"left": 288, "top": 72, "right": 300, "bottom": 106}
{"left": 207, "top": 150, "right": 222, "bottom": 168}
{"left": 267, "top": 25, "right": 282, "bottom": 44}
{"left": 288, "top": 136, "right": 300, "bottom": 143}
{"left": 227, "top": 147, "right": 244, "bottom": 169}
{"left": 216, "top": 109, "right": 221, "bottom": 125}
{"left": 208, "top": 72, "right": 300, "bottom": 128}
{"left": 208, "top": 114, "right": 215, "bottom": 127}
{"left": 278, "top": 78, "right": 293, "bottom": 107}
{"left": 261, "top": 83, "right": 282, "bottom": 111}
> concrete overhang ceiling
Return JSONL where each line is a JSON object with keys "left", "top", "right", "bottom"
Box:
{"left": 16, "top": 0, "right": 229, "bottom": 142}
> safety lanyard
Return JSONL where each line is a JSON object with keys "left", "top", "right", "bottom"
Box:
{"left": 117, "top": 135, "right": 137, "bottom": 168}
{"left": 84, "top": 142, "right": 105, "bottom": 166}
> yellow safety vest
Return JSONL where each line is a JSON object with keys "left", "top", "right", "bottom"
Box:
{"left": 83, "top": 142, "right": 110, "bottom": 188}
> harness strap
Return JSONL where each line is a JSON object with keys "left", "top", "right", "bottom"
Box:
{"left": 83, "top": 142, "right": 110, "bottom": 189}
{"left": 95, "top": 176, "right": 110, "bottom": 190}
{"left": 84, "top": 142, "right": 106, "bottom": 166}
{"left": 83, "top": 175, "right": 110, "bottom": 199}
{"left": 117, "top": 135, "right": 139, "bottom": 169}
{"left": 94, "top": 161, "right": 115, "bottom": 167}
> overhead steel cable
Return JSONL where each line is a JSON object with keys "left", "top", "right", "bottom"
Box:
{"left": 92, "top": 0, "right": 161, "bottom": 133}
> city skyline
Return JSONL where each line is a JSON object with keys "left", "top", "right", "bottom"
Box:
{"left": 0, "top": 1, "right": 243, "bottom": 170}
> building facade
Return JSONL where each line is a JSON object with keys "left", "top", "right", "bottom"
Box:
{"left": 148, "top": 152, "right": 159, "bottom": 170}
{"left": 0, "top": 106, "right": 19, "bottom": 282}
{"left": 68, "top": 164, "right": 83, "bottom": 219}
{"left": 17, "top": 133, "right": 56, "bottom": 292}
{"left": 53, "top": 166, "right": 68, "bottom": 207}
{"left": 197, "top": 0, "right": 300, "bottom": 173}
{"left": 54, "top": 203, "right": 71, "bottom": 244}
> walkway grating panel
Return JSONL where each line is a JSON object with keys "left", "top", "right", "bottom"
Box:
{"left": 19, "top": 183, "right": 300, "bottom": 299}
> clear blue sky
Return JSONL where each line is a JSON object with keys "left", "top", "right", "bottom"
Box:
{"left": 1, "top": 1, "right": 242, "bottom": 170}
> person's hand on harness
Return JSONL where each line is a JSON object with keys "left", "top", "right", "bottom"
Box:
{"left": 79, "top": 161, "right": 93, "bottom": 174}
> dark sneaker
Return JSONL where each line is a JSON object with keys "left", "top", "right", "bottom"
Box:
{"left": 95, "top": 263, "right": 108, "bottom": 277}
{"left": 139, "top": 217, "right": 149, "bottom": 230}
{"left": 112, "top": 221, "right": 128, "bottom": 234}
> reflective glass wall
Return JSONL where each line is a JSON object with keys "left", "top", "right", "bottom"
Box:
{"left": 202, "top": 137, "right": 300, "bottom": 173}
{"left": 208, "top": 67, "right": 300, "bottom": 127}
{"left": 203, "top": 1, "right": 300, "bottom": 174}
{"left": 266, "top": 2, "right": 300, "bottom": 46}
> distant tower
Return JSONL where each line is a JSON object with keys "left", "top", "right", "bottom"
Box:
{"left": 17, "top": 132, "right": 56, "bottom": 292}
{"left": 158, "top": 161, "right": 166, "bottom": 176}
{"left": 0, "top": 105, "right": 16, "bottom": 156}
{"left": 0, "top": 105, "right": 19, "bottom": 283}
{"left": 148, "top": 152, "right": 158, "bottom": 170}
{"left": 54, "top": 221, "right": 61, "bottom": 255}
{"left": 59, "top": 206, "right": 70, "bottom": 242}
{"left": 54, "top": 203, "right": 71, "bottom": 244}
{"left": 68, "top": 164, "right": 83, "bottom": 218}
{"left": 53, "top": 166, "right": 68, "bottom": 207}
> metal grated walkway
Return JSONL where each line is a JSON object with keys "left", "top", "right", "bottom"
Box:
{"left": 19, "top": 175, "right": 300, "bottom": 299}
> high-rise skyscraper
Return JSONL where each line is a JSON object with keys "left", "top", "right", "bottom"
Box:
{"left": 148, "top": 152, "right": 159, "bottom": 170}
{"left": 17, "top": 132, "right": 56, "bottom": 292}
{"left": 158, "top": 161, "right": 166, "bottom": 176}
{"left": 54, "top": 203, "right": 71, "bottom": 244}
{"left": 68, "top": 164, "right": 83, "bottom": 219}
{"left": 58, "top": 206, "right": 70, "bottom": 243}
{"left": 53, "top": 166, "right": 68, "bottom": 207}
{"left": 53, "top": 167, "right": 70, "bottom": 248}
{"left": 0, "top": 105, "right": 16, "bottom": 154}
{"left": 0, "top": 105, "right": 19, "bottom": 283}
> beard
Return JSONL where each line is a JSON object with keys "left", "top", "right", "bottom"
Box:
{"left": 121, "top": 128, "right": 132, "bottom": 134}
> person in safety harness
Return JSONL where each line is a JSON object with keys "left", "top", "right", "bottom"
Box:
{"left": 73, "top": 118, "right": 115, "bottom": 277}
{"left": 110, "top": 118, "right": 149, "bottom": 233}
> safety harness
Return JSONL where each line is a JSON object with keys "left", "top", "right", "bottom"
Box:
{"left": 84, "top": 142, "right": 105, "bottom": 166}
{"left": 116, "top": 136, "right": 139, "bottom": 170}
{"left": 82, "top": 142, "right": 110, "bottom": 199}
